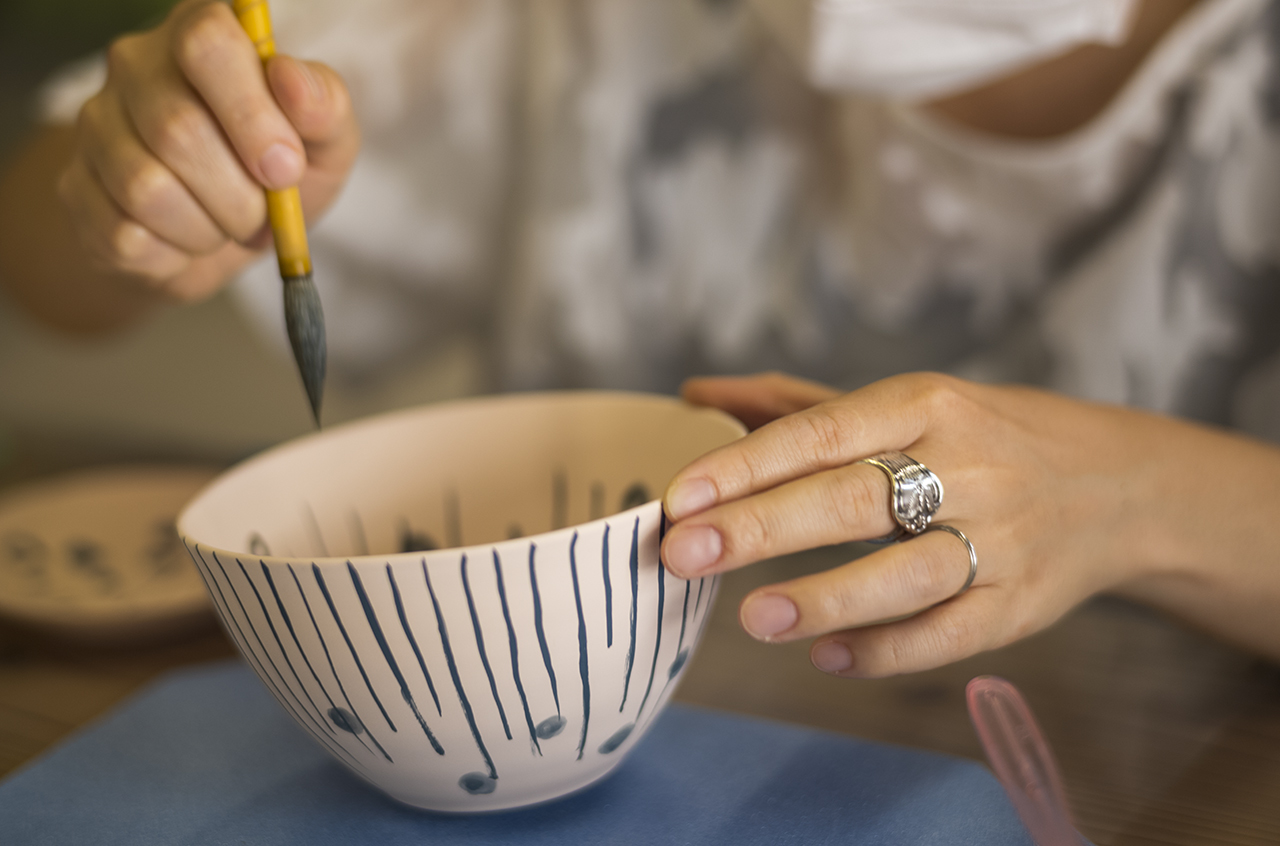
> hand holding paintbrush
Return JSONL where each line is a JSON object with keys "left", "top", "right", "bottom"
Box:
{"left": 23, "top": 1, "right": 358, "bottom": 418}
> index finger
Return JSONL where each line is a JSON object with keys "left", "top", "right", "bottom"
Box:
{"left": 172, "top": 2, "right": 304, "bottom": 189}
{"left": 664, "top": 373, "right": 954, "bottom": 520}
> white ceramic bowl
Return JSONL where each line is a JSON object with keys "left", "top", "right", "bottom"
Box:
{"left": 177, "top": 392, "right": 744, "bottom": 812}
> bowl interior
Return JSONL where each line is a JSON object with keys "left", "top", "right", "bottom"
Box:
{"left": 179, "top": 392, "right": 745, "bottom": 559}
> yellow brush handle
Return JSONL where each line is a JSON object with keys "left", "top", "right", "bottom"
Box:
{"left": 232, "top": 0, "right": 311, "bottom": 278}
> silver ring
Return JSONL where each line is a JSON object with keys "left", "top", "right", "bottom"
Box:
{"left": 858, "top": 451, "right": 944, "bottom": 537}
{"left": 925, "top": 524, "right": 977, "bottom": 601}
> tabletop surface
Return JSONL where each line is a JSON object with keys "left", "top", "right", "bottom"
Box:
{"left": 2, "top": 534, "right": 1279, "bottom": 844}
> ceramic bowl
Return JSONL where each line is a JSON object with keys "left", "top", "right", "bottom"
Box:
{"left": 177, "top": 392, "right": 745, "bottom": 812}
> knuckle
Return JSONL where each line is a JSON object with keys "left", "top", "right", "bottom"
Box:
{"left": 119, "top": 160, "right": 172, "bottom": 217}
{"left": 928, "top": 610, "right": 984, "bottom": 660}
{"left": 911, "top": 541, "right": 964, "bottom": 598}
{"left": 795, "top": 406, "right": 852, "bottom": 465}
{"left": 826, "top": 470, "right": 885, "bottom": 533}
{"left": 223, "top": 192, "right": 268, "bottom": 243}
{"left": 105, "top": 35, "right": 141, "bottom": 78}
{"left": 911, "top": 372, "right": 968, "bottom": 416}
{"left": 149, "top": 101, "right": 208, "bottom": 162}
{"left": 108, "top": 219, "right": 155, "bottom": 264}
{"left": 173, "top": 3, "right": 239, "bottom": 71}
{"left": 812, "top": 580, "right": 861, "bottom": 626}
{"left": 725, "top": 506, "right": 773, "bottom": 560}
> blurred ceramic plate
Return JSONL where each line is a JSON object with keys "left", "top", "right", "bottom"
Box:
{"left": 0, "top": 466, "right": 220, "bottom": 644}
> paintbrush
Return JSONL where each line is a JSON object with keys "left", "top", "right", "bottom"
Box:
{"left": 233, "top": 0, "right": 326, "bottom": 427}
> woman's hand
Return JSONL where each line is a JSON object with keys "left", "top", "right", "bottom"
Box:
{"left": 58, "top": 0, "right": 359, "bottom": 310}
{"left": 661, "top": 372, "right": 1280, "bottom": 677}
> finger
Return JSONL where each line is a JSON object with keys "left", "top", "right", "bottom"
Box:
{"left": 266, "top": 57, "right": 360, "bottom": 179}
{"left": 77, "top": 89, "right": 226, "bottom": 255}
{"left": 733, "top": 527, "right": 981, "bottom": 643}
{"left": 113, "top": 61, "right": 266, "bottom": 243}
{"left": 665, "top": 373, "right": 960, "bottom": 520}
{"left": 662, "top": 461, "right": 900, "bottom": 578}
{"left": 59, "top": 155, "right": 191, "bottom": 282}
{"left": 170, "top": 1, "right": 305, "bottom": 190}
{"left": 809, "top": 586, "right": 1007, "bottom": 678}
{"left": 681, "top": 372, "right": 841, "bottom": 431}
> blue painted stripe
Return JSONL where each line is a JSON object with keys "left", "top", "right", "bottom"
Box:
{"left": 213, "top": 553, "right": 333, "bottom": 740}
{"left": 693, "top": 576, "right": 719, "bottom": 643}
{"left": 445, "top": 491, "right": 462, "bottom": 548}
{"left": 260, "top": 562, "right": 379, "bottom": 760}
{"left": 288, "top": 565, "right": 392, "bottom": 762}
{"left": 304, "top": 504, "right": 330, "bottom": 557}
{"left": 552, "top": 471, "right": 568, "bottom": 530}
{"left": 461, "top": 555, "right": 512, "bottom": 741}
{"left": 424, "top": 560, "right": 497, "bottom": 779}
{"left": 312, "top": 564, "right": 398, "bottom": 733}
{"left": 590, "top": 482, "right": 605, "bottom": 520}
{"left": 639, "top": 576, "right": 718, "bottom": 736}
{"left": 634, "top": 548, "right": 666, "bottom": 719}
{"left": 189, "top": 549, "right": 361, "bottom": 770}
{"left": 348, "top": 563, "right": 444, "bottom": 755}
{"left": 235, "top": 558, "right": 335, "bottom": 736}
{"left": 694, "top": 576, "right": 707, "bottom": 617}
{"left": 204, "top": 552, "right": 362, "bottom": 769}
{"left": 619, "top": 517, "right": 640, "bottom": 712}
{"left": 601, "top": 524, "right": 613, "bottom": 648}
{"left": 349, "top": 511, "right": 370, "bottom": 556}
{"left": 569, "top": 532, "right": 591, "bottom": 760}
{"left": 676, "top": 578, "right": 692, "bottom": 654}
{"left": 493, "top": 549, "right": 541, "bottom": 754}
{"left": 528, "top": 544, "right": 560, "bottom": 714}
{"left": 386, "top": 565, "right": 442, "bottom": 717}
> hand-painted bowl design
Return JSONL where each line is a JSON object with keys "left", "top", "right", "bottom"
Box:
{"left": 177, "top": 392, "right": 745, "bottom": 812}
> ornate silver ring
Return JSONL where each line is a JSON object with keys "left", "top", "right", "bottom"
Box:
{"left": 924, "top": 524, "right": 977, "bottom": 602}
{"left": 858, "top": 451, "right": 944, "bottom": 538}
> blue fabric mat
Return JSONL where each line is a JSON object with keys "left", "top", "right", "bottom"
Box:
{"left": 0, "top": 661, "right": 1032, "bottom": 845}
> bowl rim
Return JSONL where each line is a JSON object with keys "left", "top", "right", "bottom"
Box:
{"left": 180, "top": 498, "right": 665, "bottom": 569}
{"left": 177, "top": 390, "right": 745, "bottom": 566}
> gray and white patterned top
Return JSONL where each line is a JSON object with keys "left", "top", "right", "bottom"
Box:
{"left": 41, "top": 0, "right": 1280, "bottom": 441}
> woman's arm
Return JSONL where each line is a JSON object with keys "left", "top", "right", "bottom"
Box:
{"left": 663, "top": 373, "right": 1280, "bottom": 677}
{"left": 0, "top": 126, "right": 253, "bottom": 333}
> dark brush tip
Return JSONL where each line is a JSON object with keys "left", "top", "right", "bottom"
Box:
{"left": 282, "top": 275, "right": 326, "bottom": 427}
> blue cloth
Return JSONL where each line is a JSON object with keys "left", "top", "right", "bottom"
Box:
{"left": 1, "top": 661, "right": 1032, "bottom": 845}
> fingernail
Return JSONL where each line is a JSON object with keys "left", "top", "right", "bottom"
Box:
{"left": 812, "top": 642, "right": 853, "bottom": 674}
{"left": 297, "top": 61, "right": 324, "bottom": 101}
{"left": 663, "top": 525, "right": 722, "bottom": 576}
{"left": 665, "top": 478, "right": 717, "bottom": 520}
{"left": 259, "top": 143, "right": 302, "bottom": 188}
{"left": 740, "top": 594, "right": 797, "bottom": 640}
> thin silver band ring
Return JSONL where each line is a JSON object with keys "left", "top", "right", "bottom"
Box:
{"left": 924, "top": 524, "right": 977, "bottom": 601}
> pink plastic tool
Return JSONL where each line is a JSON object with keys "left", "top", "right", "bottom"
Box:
{"left": 966, "top": 675, "right": 1086, "bottom": 846}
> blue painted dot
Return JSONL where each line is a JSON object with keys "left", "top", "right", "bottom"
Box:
{"left": 536, "top": 715, "right": 567, "bottom": 739}
{"left": 597, "top": 723, "right": 633, "bottom": 754}
{"left": 459, "top": 772, "right": 497, "bottom": 795}
{"left": 328, "top": 707, "right": 364, "bottom": 735}
{"left": 248, "top": 533, "right": 271, "bottom": 556}
{"left": 668, "top": 648, "right": 690, "bottom": 680}
{"left": 620, "top": 483, "right": 650, "bottom": 511}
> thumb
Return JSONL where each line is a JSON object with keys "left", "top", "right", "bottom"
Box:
{"left": 680, "top": 372, "right": 841, "bottom": 431}
{"left": 266, "top": 56, "right": 360, "bottom": 175}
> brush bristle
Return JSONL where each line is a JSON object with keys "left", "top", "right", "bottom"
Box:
{"left": 282, "top": 275, "right": 326, "bottom": 426}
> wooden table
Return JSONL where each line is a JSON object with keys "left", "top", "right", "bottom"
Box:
{"left": 2, "top": 537, "right": 1278, "bottom": 844}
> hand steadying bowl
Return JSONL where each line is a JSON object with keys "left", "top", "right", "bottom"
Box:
{"left": 177, "top": 392, "right": 745, "bottom": 812}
